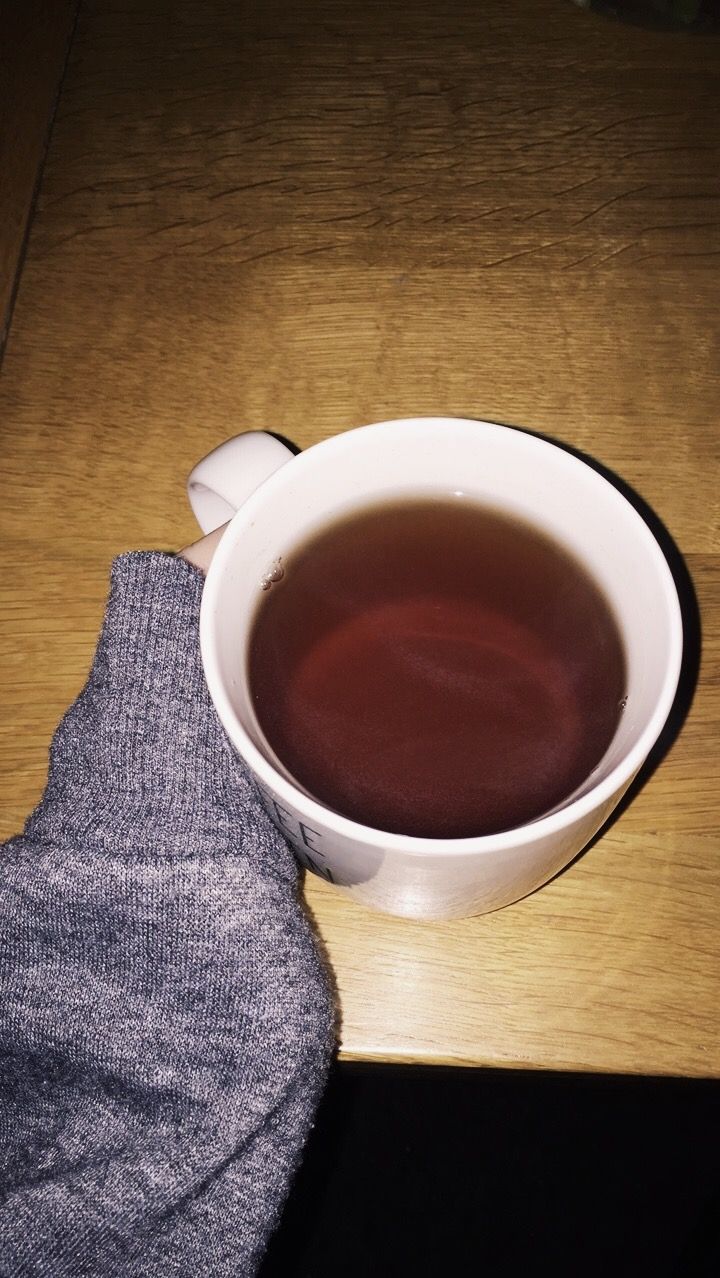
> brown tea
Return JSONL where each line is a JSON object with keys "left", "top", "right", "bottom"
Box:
{"left": 248, "top": 498, "right": 626, "bottom": 839}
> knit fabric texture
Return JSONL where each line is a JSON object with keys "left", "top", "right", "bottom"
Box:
{"left": 0, "top": 552, "right": 335, "bottom": 1276}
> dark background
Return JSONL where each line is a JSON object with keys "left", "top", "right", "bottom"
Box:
{"left": 261, "top": 1063, "right": 720, "bottom": 1277}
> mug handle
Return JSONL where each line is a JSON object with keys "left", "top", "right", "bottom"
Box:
{"left": 187, "top": 431, "right": 294, "bottom": 534}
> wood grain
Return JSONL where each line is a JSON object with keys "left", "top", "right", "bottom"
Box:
{"left": 1, "top": 0, "right": 719, "bottom": 1076}
{"left": 0, "top": 0, "right": 79, "bottom": 351}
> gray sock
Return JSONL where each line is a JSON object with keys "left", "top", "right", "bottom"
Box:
{"left": 0, "top": 553, "right": 335, "bottom": 1276}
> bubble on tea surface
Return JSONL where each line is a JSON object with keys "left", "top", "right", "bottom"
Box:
{"left": 261, "top": 559, "right": 284, "bottom": 591}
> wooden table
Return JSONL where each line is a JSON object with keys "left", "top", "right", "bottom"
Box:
{"left": 2, "top": 0, "right": 718, "bottom": 1078}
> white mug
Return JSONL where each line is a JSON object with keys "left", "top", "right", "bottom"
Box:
{"left": 188, "top": 418, "right": 682, "bottom": 920}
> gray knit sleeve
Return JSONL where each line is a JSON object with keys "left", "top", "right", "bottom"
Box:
{"left": 0, "top": 552, "right": 335, "bottom": 1277}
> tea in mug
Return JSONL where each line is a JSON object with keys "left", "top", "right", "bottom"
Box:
{"left": 248, "top": 498, "right": 626, "bottom": 839}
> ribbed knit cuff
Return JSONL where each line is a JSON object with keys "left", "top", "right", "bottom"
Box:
{"left": 24, "top": 552, "right": 289, "bottom": 869}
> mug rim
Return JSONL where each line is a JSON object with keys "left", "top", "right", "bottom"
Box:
{"left": 200, "top": 417, "right": 684, "bottom": 856}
